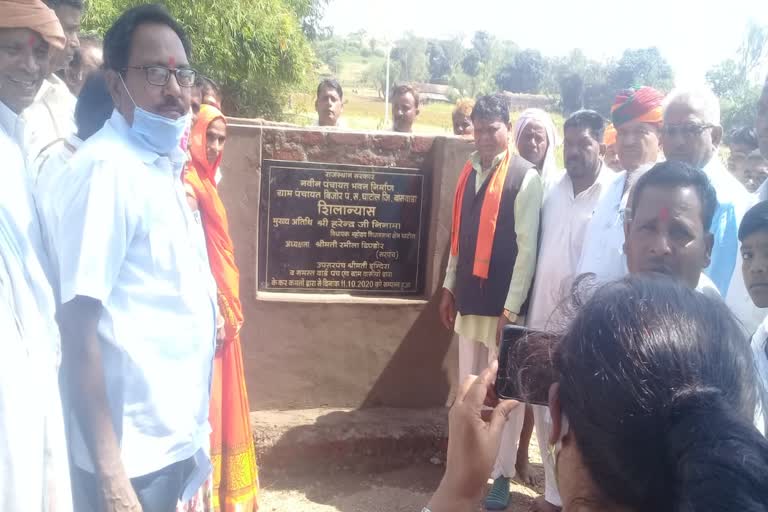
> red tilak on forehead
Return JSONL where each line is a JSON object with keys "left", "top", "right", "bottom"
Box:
{"left": 659, "top": 207, "right": 670, "bottom": 221}
{"left": 28, "top": 34, "right": 37, "bottom": 47}
{"left": 168, "top": 56, "right": 176, "bottom": 68}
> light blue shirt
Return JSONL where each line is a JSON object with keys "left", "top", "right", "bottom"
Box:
{"left": 50, "top": 110, "right": 217, "bottom": 484}
{"left": 701, "top": 156, "right": 753, "bottom": 295}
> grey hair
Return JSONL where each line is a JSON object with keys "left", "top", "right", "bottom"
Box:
{"left": 663, "top": 86, "right": 721, "bottom": 126}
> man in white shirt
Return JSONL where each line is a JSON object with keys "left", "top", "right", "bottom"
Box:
{"left": 315, "top": 78, "right": 345, "bottom": 128}
{"left": 527, "top": 110, "right": 614, "bottom": 512}
{"left": 439, "top": 94, "right": 543, "bottom": 510}
{"left": 52, "top": 6, "right": 216, "bottom": 512}
{"left": 19, "top": 0, "right": 83, "bottom": 166}
{"left": 661, "top": 87, "right": 761, "bottom": 331}
{"left": 0, "top": 2, "right": 72, "bottom": 510}
{"left": 577, "top": 86, "right": 665, "bottom": 283}
{"left": 736, "top": 200, "right": 768, "bottom": 436}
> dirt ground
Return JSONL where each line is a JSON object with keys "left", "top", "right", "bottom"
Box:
{"left": 259, "top": 435, "right": 545, "bottom": 512}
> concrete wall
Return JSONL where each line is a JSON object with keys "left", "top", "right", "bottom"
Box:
{"left": 219, "top": 124, "right": 473, "bottom": 410}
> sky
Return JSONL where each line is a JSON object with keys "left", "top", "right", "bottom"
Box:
{"left": 322, "top": 0, "right": 768, "bottom": 86}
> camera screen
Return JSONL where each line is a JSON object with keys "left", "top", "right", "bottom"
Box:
{"left": 495, "top": 325, "right": 556, "bottom": 405}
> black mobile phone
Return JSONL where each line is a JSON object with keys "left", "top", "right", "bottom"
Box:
{"left": 495, "top": 324, "right": 556, "bottom": 406}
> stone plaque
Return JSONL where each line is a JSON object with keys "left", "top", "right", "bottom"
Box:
{"left": 258, "top": 160, "right": 429, "bottom": 296}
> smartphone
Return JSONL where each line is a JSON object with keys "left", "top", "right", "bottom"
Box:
{"left": 495, "top": 324, "right": 556, "bottom": 406}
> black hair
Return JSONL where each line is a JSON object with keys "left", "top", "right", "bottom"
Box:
{"left": 470, "top": 94, "right": 509, "bottom": 125}
{"left": 727, "top": 126, "right": 759, "bottom": 150}
{"left": 739, "top": 200, "right": 768, "bottom": 242}
{"left": 317, "top": 78, "right": 343, "bottom": 101}
{"left": 199, "top": 76, "right": 222, "bottom": 104}
{"left": 75, "top": 71, "right": 114, "bottom": 140}
{"left": 556, "top": 275, "right": 768, "bottom": 511}
{"left": 103, "top": 4, "right": 192, "bottom": 72}
{"left": 390, "top": 84, "right": 420, "bottom": 108}
{"left": 563, "top": 109, "right": 606, "bottom": 144}
{"left": 629, "top": 160, "right": 718, "bottom": 232}
{"left": 43, "top": 0, "right": 84, "bottom": 8}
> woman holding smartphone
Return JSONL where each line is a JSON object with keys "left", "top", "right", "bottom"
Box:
{"left": 426, "top": 275, "right": 768, "bottom": 511}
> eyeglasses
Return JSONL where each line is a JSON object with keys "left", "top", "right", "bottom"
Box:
{"left": 123, "top": 66, "right": 197, "bottom": 87}
{"left": 662, "top": 123, "right": 715, "bottom": 138}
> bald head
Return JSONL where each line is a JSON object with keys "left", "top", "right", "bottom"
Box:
{"left": 662, "top": 87, "right": 723, "bottom": 169}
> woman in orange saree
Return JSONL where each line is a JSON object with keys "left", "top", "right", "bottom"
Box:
{"left": 184, "top": 104, "right": 260, "bottom": 512}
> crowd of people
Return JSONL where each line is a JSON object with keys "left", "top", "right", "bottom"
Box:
{"left": 429, "top": 78, "right": 768, "bottom": 510}
{"left": 2, "top": 0, "right": 768, "bottom": 511}
{"left": 1, "top": 1, "right": 256, "bottom": 511}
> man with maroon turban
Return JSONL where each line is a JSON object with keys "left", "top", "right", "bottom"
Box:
{"left": 577, "top": 86, "right": 666, "bottom": 283}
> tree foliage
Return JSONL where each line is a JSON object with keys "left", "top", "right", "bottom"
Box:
{"left": 82, "top": 0, "right": 317, "bottom": 118}
{"left": 706, "top": 22, "right": 768, "bottom": 134}
{"left": 550, "top": 47, "right": 674, "bottom": 117}
{"left": 495, "top": 49, "right": 547, "bottom": 93}
{"left": 367, "top": 60, "right": 403, "bottom": 99}
{"left": 391, "top": 34, "right": 429, "bottom": 83}
{"left": 609, "top": 47, "right": 674, "bottom": 92}
{"left": 427, "top": 41, "right": 451, "bottom": 83}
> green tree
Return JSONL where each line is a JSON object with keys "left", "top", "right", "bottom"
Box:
{"left": 472, "top": 31, "right": 494, "bottom": 63}
{"left": 284, "top": 0, "right": 329, "bottom": 40}
{"left": 366, "top": 60, "right": 403, "bottom": 99}
{"left": 391, "top": 34, "right": 429, "bottom": 83}
{"left": 313, "top": 36, "right": 344, "bottom": 74}
{"left": 552, "top": 49, "right": 615, "bottom": 115}
{"left": 495, "top": 49, "right": 547, "bottom": 93}
{"left": 83, "top": 0, "right": 316, "bottom": 119}
{"left": 707, "top": 59, "right": 743, "bottom": 99}
{"left": 440, "top": 37, "right": 465, "bottom": 74}
{"left": 706, "top": 21, "right": 767, "bottom": 133}
{"left": 461, "top": 49, "right": 482, "bottom": 78}
{"left": 608, "top": 47, "right": 674, "bottom": 92}
{"left": 427, "top": 41, "right": 451, "bottom": 83}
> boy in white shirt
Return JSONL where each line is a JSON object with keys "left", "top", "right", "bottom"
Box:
{"left": 737, "top": 200, "right": 768, "bottom": 435}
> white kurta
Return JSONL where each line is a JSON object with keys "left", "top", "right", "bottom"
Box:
{"left": 19, "top": 75, "right": 77, "bottom": 169}
{"left": 528, "top": 167, "right": 615, "bottom": 333}
{"left": 576, "top": 170, "right": 628, "bottom": 283}
{"left": 526, "top": 167, "right": 613, "bottom": 507}
{"left": 0, "top": 104, "right": 71, "bottom": 511}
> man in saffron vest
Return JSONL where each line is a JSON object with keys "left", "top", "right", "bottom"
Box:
{"left": 440, "top": 93, "right": 544, "bottom": 510}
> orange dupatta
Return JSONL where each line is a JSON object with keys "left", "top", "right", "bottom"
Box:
{"left": 450, "top": 149, "right": 512, "bottom": 279}
{"left": 185, "top": 105, "right": 259, "bottom": 511}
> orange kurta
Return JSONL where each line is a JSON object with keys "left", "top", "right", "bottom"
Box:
{"left": 185, "top": 105, "right": 259, "bottom": 512}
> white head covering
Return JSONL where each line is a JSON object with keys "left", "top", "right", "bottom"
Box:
{"left": 514, "top": 108, "right": 561, "bottom": 186}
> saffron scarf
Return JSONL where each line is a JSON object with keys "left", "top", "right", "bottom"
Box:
{"left": 185, "top": 105, "right": 259, "bottom": 511}
{"left": 450, "top": 150, "right": 512, "bottom": 279}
